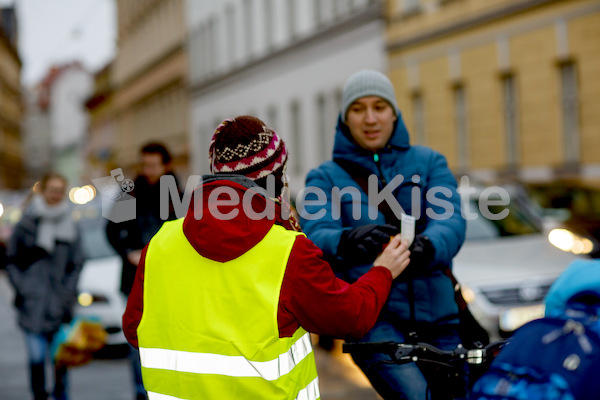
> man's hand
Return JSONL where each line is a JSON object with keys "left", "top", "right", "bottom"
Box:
{"left": 373, "top": 235, "right": 410, "bottom": 279}
{"left": 401, "top": 235, "right": 436, "bottom": 278}
{"left": 337, "top": 224, "right": 399, "bottom": 263}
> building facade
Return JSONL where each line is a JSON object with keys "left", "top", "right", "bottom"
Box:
{"left": 23, "top": 86, "right": 51, "bottom": 185}
{"left": 23, "top": 63, "right": 93, "bottom": 186}
{"left": 0, "top": 6, "right": 24, "bottom": 189}
{"left": 188, "top": 0, "right": 386, "bottom": 194}
{"left": 84, "top": 63, "right": 117, "bottom": 181}
{"left": 113, "top": 0, "right": 189, "bottom": 179}
{"left": 386, "top": 0, "right": 600, "bottom": 183}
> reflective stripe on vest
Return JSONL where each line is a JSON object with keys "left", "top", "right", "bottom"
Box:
{"left": 139, "top": 219, "right": 319, "bottom": 400}
{"left": 147, "top": 377, "right": 320, "bottom": 400}
{"left": 139, "top": 331, "right": 312, "bottom": 380}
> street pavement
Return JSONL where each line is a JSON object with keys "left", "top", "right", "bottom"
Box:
{"left": 0, "top": 271, "right": 381, "bottom": 399}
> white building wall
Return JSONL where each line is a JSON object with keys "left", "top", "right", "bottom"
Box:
{"left": 23, "top": 90, "right": 52, "bottom": 179}
{"left": 187, "top": 0, "right": 386, "bottom": 195}
{"left": 50, "top": 67, "right": 92, "bottom": 150}
{"left": 49, "top": 66, "right": 92, "bottom": 185}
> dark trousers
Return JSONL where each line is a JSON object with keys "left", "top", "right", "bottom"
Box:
{"left": 129, "top": 344, "right": 146, "bottom": 397}
{"left": 24, "top": 331, "right": 68, "bottom": 400}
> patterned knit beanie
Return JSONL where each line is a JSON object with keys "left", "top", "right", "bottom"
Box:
{"left": 209, "top": 116, "right": 288, "bottom": 192}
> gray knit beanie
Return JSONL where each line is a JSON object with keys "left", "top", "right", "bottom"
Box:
{"left": 341, "top": 70, "right": 399, "bottom": 122}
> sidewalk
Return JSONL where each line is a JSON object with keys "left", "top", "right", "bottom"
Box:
{"left": 0, "top": 271, "right": 132, "bottom": 400}
{"left": 313, "top": 337, "right": 382, "bottom": 399}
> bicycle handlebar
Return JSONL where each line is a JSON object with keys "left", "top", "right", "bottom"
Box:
{"left": 342, "top": 340, "right": 507, "bottom": 366}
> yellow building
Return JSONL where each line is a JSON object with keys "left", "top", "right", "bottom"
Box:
{"left": 386, "top": 0, "right": 600, "bottom": 183}
{"left": 0, "top": 7, "right": 24, "bottom": 189}
{"left": 113, "top": 0, "right": 189, "bottom": 177}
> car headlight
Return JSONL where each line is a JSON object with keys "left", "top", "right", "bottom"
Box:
{"left": 548, "top": 229, "right": 594, "bottom": 255}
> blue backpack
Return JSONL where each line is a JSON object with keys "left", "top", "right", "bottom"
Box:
{"left": 471, "top": 260, "right": 600, "bottom": 400}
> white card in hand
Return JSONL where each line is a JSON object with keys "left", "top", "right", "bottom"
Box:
{"left": 401, "top": 214, "right": 415, "bottom": 247}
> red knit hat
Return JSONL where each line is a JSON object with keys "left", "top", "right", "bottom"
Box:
{"left": 209, "top": 116, "right": 288, "bottom": 185}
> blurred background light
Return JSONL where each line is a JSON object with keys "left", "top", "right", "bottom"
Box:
{"left": 72, "top": 186, "right": 94, "bottom": 205}
{"left": 548, "top": 228, "right": 593, "bottom": 255}
{"left": 69, "top": 187, "right": 79, "bottom": 204}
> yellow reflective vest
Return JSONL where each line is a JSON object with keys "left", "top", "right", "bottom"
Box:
{"left": 138, "top": 218, "right": 320, "bottom": 400}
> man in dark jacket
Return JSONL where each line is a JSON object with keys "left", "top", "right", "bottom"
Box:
{"left": 299, "top": 70, "right": 467, "bottom": 399}
{"left": 106, "top": 142, "right": 179, "bottom": 400}
{"left": 106, "top": 142, "right": 179, "bottom": 296}
{"left": 7, "top": 172, "right": 83, "bottom": 400}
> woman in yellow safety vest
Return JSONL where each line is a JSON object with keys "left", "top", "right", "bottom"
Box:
{"left": 123, "top": 116, "right": 411, "bottom": 400}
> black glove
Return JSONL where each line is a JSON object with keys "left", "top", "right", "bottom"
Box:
{"left": 337, "top": 224, "right": 399, "bottom": 264}
{"left": 402, "top": 235, "right": 436, "bottom": 278}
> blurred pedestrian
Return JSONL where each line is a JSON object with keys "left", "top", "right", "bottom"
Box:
{"left": 300, "top": 70, "right": 467, "bottom": 399}
{"left": 6, "top": 172, "right": 83, "bottom": 400}
{"left": 123, "top": 116, "right": 411, "bottom": 399}
{"left": 106, "top": 142, "right": 180, "bottom": 400}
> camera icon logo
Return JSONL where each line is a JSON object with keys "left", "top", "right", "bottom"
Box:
{"left": 92, "top": 168, "right": 136, "bottom": 223}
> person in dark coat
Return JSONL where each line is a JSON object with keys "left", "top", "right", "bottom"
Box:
{"left": 105, "top": 142, "right": 179, "bottom": 400}
{"left": 299, "top": 70, "right": 467, "bottom": 399}
{"left": 7, "top": 172, "right": 83, "bottom": 400}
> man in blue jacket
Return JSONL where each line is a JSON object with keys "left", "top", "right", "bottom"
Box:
{"left": 299, "top": 70, "right": 467, "bottom": 399}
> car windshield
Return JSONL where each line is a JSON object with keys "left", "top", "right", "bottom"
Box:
{"left": 465, "top": 198, "right": 541, "bottom": 241}
{"left": 529, "top": 185, "right": 600, "bottom": 220}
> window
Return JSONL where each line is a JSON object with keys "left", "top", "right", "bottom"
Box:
{"left": 465, "top": 199, "right": 540, "bottom": 241}
{"left": 454, "top": 84, "right": 469, "bottom": 171}
{"left": 412, "top": 92, "right": 425, "bottom": 145}
{"left": 264, "top": 0, "right": 274, "bottom": 49}
{"left": 192, "top": 25, "right": 204, "bottom": 80}
{"left": 334, "top": 0, "right": 351, "bottom": 17}
{"left": 502, "top": 74, "right": 519, "bottom": 167}
{"left": 290, "top": 101, "right": 302, "bottom": 174}
{"left": 560, "top": 63, "right": 580, "bottom": 164}
{"left": 314, "top": 0, "right": 321, "bottom": 25}
{"left": 404, "top": 0, "right": 420, "bottom": 12}
{"left": 287, "top": 0, "right": 296, "bottom": 37}
{"left": 207, "top": 18, "right": 217, "bottom": 73}
{"left": 225, "top": 5, "right": 235, "bottom": 65}
{"left": 317, "top": 94, "right": 328, "bottom": 163}
{"left": 243, "top": 0, "right": 253, "bottom": 56}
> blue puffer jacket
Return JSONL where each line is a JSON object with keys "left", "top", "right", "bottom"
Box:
{"left": 300, "top": 113, "right": 466, "bottom": 325}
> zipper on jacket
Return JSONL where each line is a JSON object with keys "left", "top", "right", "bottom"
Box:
{"left": 373, "top": 152, "right": 387, "bottom": 187}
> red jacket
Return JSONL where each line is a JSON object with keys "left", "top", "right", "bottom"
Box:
{"left": 123, "top": 179, "right": 392, "bottom": 347}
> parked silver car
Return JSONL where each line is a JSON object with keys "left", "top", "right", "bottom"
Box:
{"left": 452, "top": 184, "right": 582, "bottom": 339}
